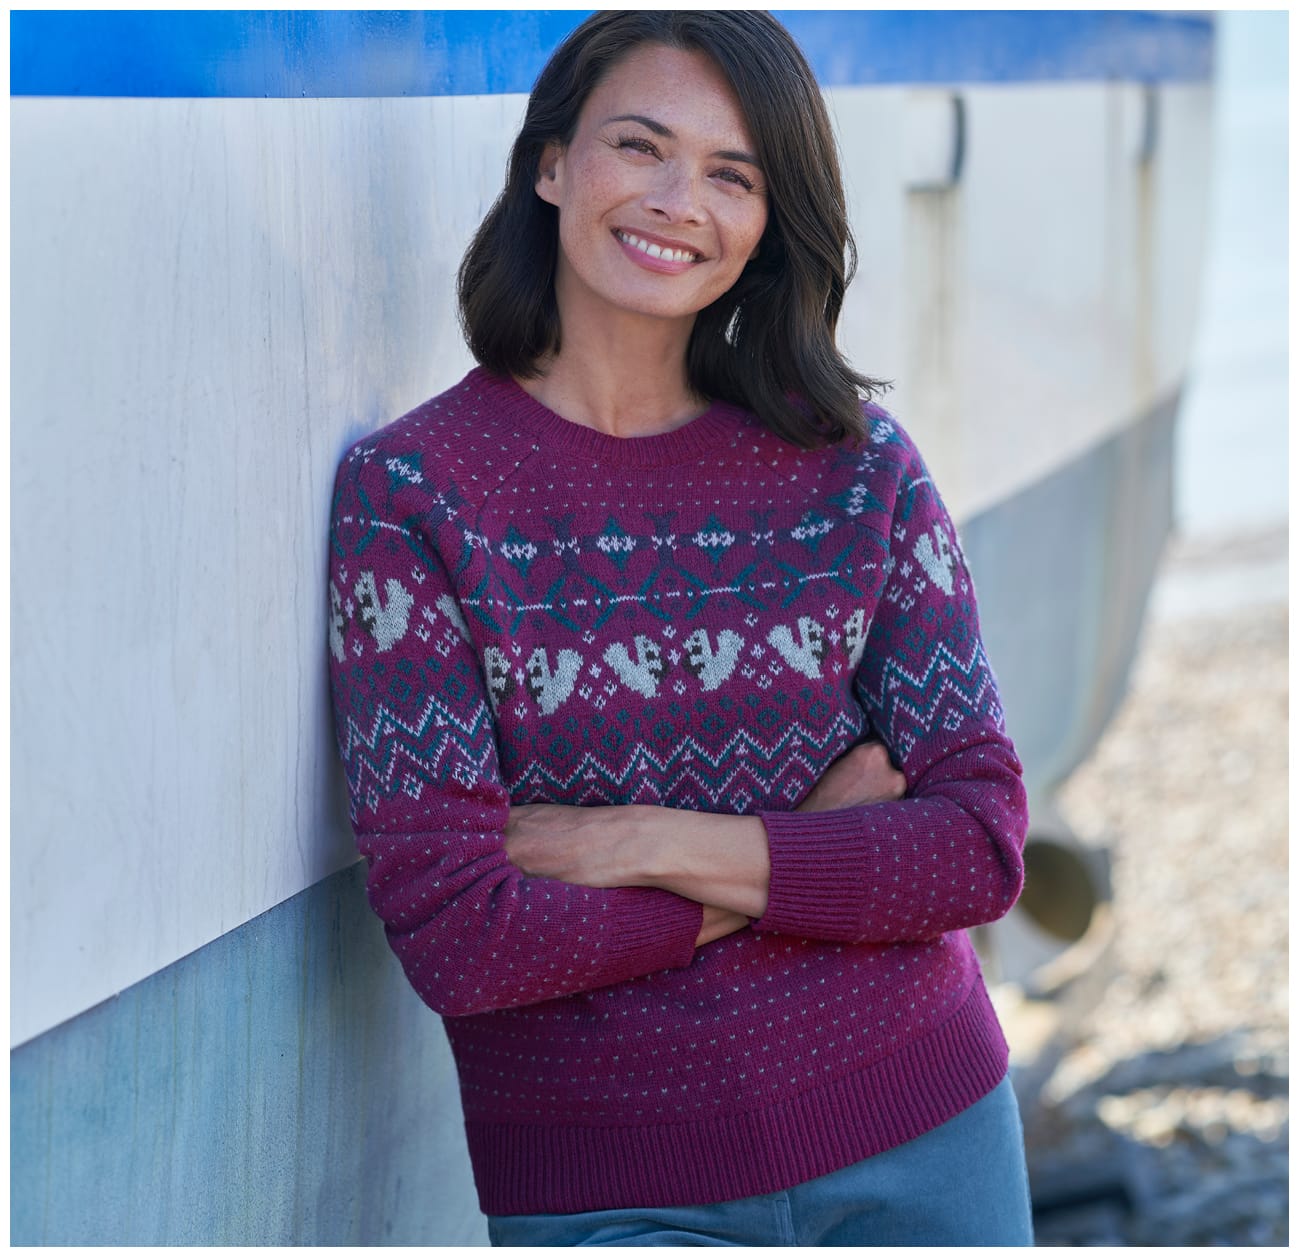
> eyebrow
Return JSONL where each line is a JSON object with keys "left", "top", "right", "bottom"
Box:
{"left": 602, "top": 114, "right": 761, "bottom": 167}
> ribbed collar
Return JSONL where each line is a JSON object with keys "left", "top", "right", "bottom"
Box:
{"left": 468, "top": 368, "right": 750, "bottom": 469}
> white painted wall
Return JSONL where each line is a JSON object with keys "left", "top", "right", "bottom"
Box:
{"left": 11, "top": 95, "right": 522, "bottom": 1045}
{"left": 834, "top": 83, "right": 1211, "bottom": 516}
{"left": 11, "top": 81, "right": 1210, "bottom": 1045}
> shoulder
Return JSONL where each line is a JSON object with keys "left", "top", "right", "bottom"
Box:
{"left": 844, "top": 401, "right": 929, "bottom": 476}
{"left": 334, "top": 368, "right": 542, "bottom": 512}
{"left": 756, "top": 399, "right": 931, "bottom": 500}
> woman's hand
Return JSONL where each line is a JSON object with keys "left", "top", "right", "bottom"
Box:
{"left": 696, "top": 905, "right": 750, "bottom": 947}
{"left": 796, "top": 741, "right": 906, "bottom": 812}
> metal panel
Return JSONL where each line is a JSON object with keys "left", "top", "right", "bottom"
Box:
{"left": 961, "top": 393, "right": 1179, "bottom": 803}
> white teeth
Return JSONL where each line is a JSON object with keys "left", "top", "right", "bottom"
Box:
{"left": 617, "top": 230, "right": 698, "bottom": 263}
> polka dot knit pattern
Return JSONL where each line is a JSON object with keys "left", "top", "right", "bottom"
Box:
{"left": 327, "top": 368, "right": 1028, "bottom": 1216}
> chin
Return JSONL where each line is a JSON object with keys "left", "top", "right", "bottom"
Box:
{"left": 613, "top": 279, "right": 734, "bottom": 323}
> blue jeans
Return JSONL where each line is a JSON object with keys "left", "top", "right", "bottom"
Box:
{"left": 487, "top": 1075, "right": 1033, "bottom": 1246}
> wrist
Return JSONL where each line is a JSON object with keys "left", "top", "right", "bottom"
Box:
{"left": 653, "top": 810, "right": 770, "bottom": 919}
{"left": 624, "top": 804, "right": 683, "bottom": 888}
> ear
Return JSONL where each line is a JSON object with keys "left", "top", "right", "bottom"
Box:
{"left": 535, "top": 141, "right": 564, "bottom": 207}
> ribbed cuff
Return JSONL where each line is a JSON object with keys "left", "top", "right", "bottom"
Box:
{"left": 605, "top": 887, "right": 703, "bottom": 978}
{"left": 753, "top": 808, "right": 870, "bottom": 939}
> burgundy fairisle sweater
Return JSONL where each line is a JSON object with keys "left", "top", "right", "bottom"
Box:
{"left": 327, "top": 368, "right": 1027, "bottom": 1216}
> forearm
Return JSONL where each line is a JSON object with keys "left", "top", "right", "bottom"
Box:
{"left": 504, "top": 801, "right": 764, "bottom": 941}
{"left": 504, "top": 741, "right": 912, "bottom": 933}
{"left": 638, "top": 767, "right": 1023, "bottom": 946}
{"left": 629, "top": 807, "right": 771, "bottom": 919}
{"left": 361, "top": 823, "right": 707, "bottom": 1015}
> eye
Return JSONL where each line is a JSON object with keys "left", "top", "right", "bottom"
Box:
{"left": 613, "top": 134, "right": 660, "bottom": 158}
{"left": 715, "top": 167, "right": 756, "bottom": 192}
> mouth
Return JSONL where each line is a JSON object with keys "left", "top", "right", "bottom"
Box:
{"left": 613, "top": 229, "right": 703, "bottom": 265}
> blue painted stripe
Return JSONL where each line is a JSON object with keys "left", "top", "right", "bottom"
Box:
{"left": 782, "top": 11, "right": 1214, "bottom": 87}
{"left": 11, "top": 10, "right": 1213, "bottom": 98}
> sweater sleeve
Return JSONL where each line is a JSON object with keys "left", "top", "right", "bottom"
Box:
{"left": 752, "top": 430, "right": 1027, "bottom": 943}
{"left": 327, "top": 443, "right": 703, "bottom": 1017}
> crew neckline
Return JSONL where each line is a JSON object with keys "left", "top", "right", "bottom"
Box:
{"left": 470, "top": 367, "right": 748, "bottom": 468}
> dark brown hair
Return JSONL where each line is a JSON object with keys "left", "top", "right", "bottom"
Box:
{"left": 457, "top": 11, "right": 887, "bottom": 449}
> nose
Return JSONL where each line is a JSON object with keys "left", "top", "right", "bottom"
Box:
{"left": 643, "top": 160, "right": 706, "bottom": 224}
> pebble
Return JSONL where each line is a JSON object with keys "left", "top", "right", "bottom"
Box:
{"left": 1018, "top": 543, "right": 1288, "bottom": 1248}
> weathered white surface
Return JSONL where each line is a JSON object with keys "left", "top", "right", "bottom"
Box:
{"left": 835, "top": 83, "right": 1211, "bottom": 515}
{"left": 11, "top": 95, "right": 522, "bottom": 1045}
{"left": 11, "top": 81, "right": 1209, "bottom": 1045}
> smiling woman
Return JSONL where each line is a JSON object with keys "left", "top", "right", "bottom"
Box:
{"left": 328, "top": 10, "right": 1033, "bottom": 1246}
{"left": 533, "top": 45, "right": 768, "bottom": 345}
{"left": 457, "top": 11, "right": 886, "bottom": 449}
{"left": 525, "top": 45, "right": 770, "bottom": 435}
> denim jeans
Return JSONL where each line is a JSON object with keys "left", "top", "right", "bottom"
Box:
{"left": 487, "top": 1075, "right": 1034, "bottom": 1246}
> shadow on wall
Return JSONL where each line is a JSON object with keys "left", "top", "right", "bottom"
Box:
{"left": 10, "top": 862, "right": 486, "bottom": 1246}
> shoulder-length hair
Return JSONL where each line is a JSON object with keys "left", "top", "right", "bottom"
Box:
{"left": 457, "top": 10, "right": 887, "bottom": 449}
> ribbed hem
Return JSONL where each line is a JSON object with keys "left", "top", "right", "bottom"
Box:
{"left": 753, "top": 806, "right": 873, "bottom": 938}
{"left": 465, "top": 979, "right": 1009, "bottom": 1215}
{"left": 468, "top": 368, "right": 747, "bottom": 468}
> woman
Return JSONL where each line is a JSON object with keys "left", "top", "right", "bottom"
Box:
{"left": 328, "top": 10, "right": 1034, "bottom": 1246}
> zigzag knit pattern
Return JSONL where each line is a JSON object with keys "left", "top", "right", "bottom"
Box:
{"left": 327, "top": 368, "right": 1028, "bottom": 1216}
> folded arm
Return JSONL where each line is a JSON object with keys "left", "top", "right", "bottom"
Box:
{"left": 505, "top": 732, "right": 1022, "bottom": 947}
{"left": 753, "top": 733, "right": 1025, "bottom": 942}
{"left": 505, "top": 742, "right": 907, "bottom": 922}
{"left": 749, "top": 432, "right": 1028, "bottom": 943}
{"left": 329, "top": 447, "right": 713, "bottom": 1017}
{"left": 505, "top": 432, "right": 1028, "bottom": 946}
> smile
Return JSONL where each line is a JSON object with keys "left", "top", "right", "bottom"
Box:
{"left": 614, "top": 230, "right": 702, "bottom": 264}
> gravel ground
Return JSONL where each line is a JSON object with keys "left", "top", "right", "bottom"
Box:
{"left": 1019, "top": 530, "right": 1288, "bottom": 1247}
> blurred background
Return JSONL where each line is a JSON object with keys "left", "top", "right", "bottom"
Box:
{"left": 9, "top": 9, "right": 1287, "bottom": 1246}
{"left": 1012, "top": 11, "right": 1288, "bottom": 1245}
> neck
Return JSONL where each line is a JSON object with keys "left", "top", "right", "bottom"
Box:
{"left": 517, "top": 274, "right": 706, "bottom": 438}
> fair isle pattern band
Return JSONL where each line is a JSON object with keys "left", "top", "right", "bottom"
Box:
{"left": 330, "top": 395, "right": 1003, "bottom": 816}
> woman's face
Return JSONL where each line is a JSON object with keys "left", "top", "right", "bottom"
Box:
{"left": 535, "top": 43, "right": 769, "bottom": 334}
